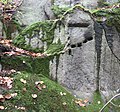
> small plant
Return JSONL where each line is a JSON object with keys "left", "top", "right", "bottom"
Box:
{"left": 98, "top": 0, "right": 110, "bottom": 7}
{"left": 51, "top": 5, "right": 70, "bottom": 18}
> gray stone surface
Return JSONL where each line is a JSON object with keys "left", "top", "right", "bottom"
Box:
{"left": 16, "top": 0, "right": 54, "bottom": 48}
{"left": 100, "top": 29, "right": 120, "bottom": 99}
{"left": 50, "top": 3, "right": 120, "bottom": 100}
{"left": 106, "top": 0, "right": 118, "bottom": 3}
{"left": 54, "top": 0, "right": 99, "bottom": 9}
{"left": 1, "top": 0, "right": 119, "bottom": 99}
{"left": 17, "top": 0, "right": 48, "bottom": 25}
{"left": 65, "top": 9, "right": 92, "bottom": 25}
{"left": 50, "top": 9, "right": 97, "bottom": 99}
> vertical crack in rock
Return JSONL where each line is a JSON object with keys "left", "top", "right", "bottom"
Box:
{"left": 101, "top": 22, "right": 120, "bottom": 62}
{"left": 101, "top": 22, "right": 114, "bottom": 49}
{"left": 55, "top": 55, "right": 60, "bottom": 82}
{"left": 94, "top": 22, "right": 103, "bottom": 91}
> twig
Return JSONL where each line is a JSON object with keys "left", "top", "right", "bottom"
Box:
{"left": 110, "top": 101, "right": 120, "bottom": 108}
{"left": 99, "top": 93, "right": 120, "bottom": 112}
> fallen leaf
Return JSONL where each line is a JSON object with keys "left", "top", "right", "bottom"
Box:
{"left": 63, "top": 92, "right": 66, "bottom": 96}
{"left": 62, "top": 102, "right": 67, "bottom": 106}
{"left": 32, "top": 94, "right": 37, "bottom": 99}
{"left": 20, "top": 78, "right": 27, "bottom": 84}
{"left": 60, "top": 92, "right": 63, "bottom": 96}
{"left": 79, "top": 102, "right": 86, "bottom": 107}
{"left": 4, "top": 94, "right": 12, "bottom": 99}
{"left": 22, "top": 61, "right": 26, "bottom": 64}
{"left": 39, "top": 81, "right": 44, "bottom": 84}
{"left": 36, "top": 85, "right": 42, "bottom": 91}
{"left": 42, "top": 85, "right": 46, "bottom": 89}
{"left": 10, "top": 69, "right": 16, "bottom": 73}
{"left": 11, "top": 93, "right": 17, "bottom": 97}
{"left": 22, "top": 88, "right": 27, "bottom": 92}
{"left": 0, "top": 94, "right": 4, "bottom": 99}
{"left": 0, "top": 106, "right": 4, "bottom": 110}
{"left": 98, "top": 101, "right": 101, "bottom": 104}
{"left": 84, "top": 99, "right": 89, "bottom": 103}
{"left": 35, "top": 81, "right": 41, "bottom": 85}
{"left": 0, "top": 94, "right": 5, "bottom": 102}
{"left": 17, "top": 106, "right": 26, "bottom": 110}
{"left": 75, "top": 99, "right": 86, "bottom": 107}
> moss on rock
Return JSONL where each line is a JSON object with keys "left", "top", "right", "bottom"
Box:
{"left": 13, "top": 21, "right": 55, "bottom": 52}
{"left": 1, "top": 72, "right": 81, "bottom": 112}
{"left": 1, "top": 56, "right": 52, "bottom": 76}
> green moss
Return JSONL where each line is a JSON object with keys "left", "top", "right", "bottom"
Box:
{"left": 0, "top": 71, "right": 110, "bottom": 112}
{"left": 45, "top": 43, "right": 64, "bottom": 55}
{"left": 82, "top": 92, "right": 109, "bottom": 112}
{"left": 1, "top": 55, "right": 112, "bottom": 112}
{"left": 51, "top": 5, "right": 70, "bottom": 18}
{"left": 13, "top": 21, "right": 55, "bottom": 52}
{"left": 0, "top": 0, "right": 12, "bottom": 4}
{"left": 1, "top": 18, "right": 22, "bottom": 39}
{"left": 1, "top": 56, "right": 52, "bottom": 76}
{"left": 111, "top": 98, "right": 120, "bottom": 112}
{"left": 98, "top": 0, "right": 110, "bottom": 7}
{"left": 92, "top": 7, "right": 120, "bottom": 32}
{"left": 1, "top": 72, "right": 81, "bottom": 112}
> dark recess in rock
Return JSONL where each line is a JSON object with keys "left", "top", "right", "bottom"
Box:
{"left": 83, "top": 39, "right": 87, "bottom": 43}
{"left": 101, "top": 22, "right": 114, "bottom": 49}
{"left": 68, "top": 23, "right": 90, "bottom": 27}
{"left": 68, "top": 49, "right": 72, "bottom": 55}
{"left": 77, "top": 43, "right": 82, "bottom": 47}
{"left": 71, "top": 44, "right": 76, "bottom": 48}
{"left": 94, "top": 21, "right": 103, "bottom": 91}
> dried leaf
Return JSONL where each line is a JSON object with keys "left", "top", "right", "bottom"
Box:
{"left": 20, "top": 78, "right": 27, "bottom": 84}
{"left": 62, "top": 102, "right": 67, "bottom": 105}
{"left": 84, "top": 99, "right": 89, "bottom": 103}
{"left": 4, "top": 94, "right": 12, "bottom": 100}
{"left": 39, "top": 81, "right": 44, "bottom": 84}
{"left": 60, "top": 92, "right": 63, "bottom": 96}
{"left": 32, "top": 94, "right": 37, "bottom": 99}
{"left": 17, "top": 106, "right": 26, "bottom": 110}
{"left": 42, "top": 85, "right": 46, "bottom": 89}
{"left": 0, "top": 94, "right": 5, "bottom": 102}
{"left": 35, "top": 81, "right": 41, "bottom": 85}
{"left": 22, "top": 88, "right": 27, "bottom": 92}
{"left": 36, "top": 85, "right": 42, "bottom": 91}
{"left": 11, "top": 93, "right": 17, "bottom": 97}
{"left": 79, "top": 102, "right": 86, "bottom": 107}
{"left": 0, "top": 106, "right": 4, "bottom": 110}
{"left": 98, "top": 101, "right": 101, "bottom": 104}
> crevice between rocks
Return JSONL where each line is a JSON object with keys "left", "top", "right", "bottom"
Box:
{"left": 94, "top": 21, "right": 103, "bottom": 92}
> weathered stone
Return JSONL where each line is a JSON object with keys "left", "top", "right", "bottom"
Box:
{"left": 1, "top": 0, "right": 119, "bottom": 100}
{"left": 50, "top": 9, "right": 96, "bottom": 100}
{"left": 106, "top": 0, "right": 118, "bottom": 4}
{"left": 100, "top": 27, "right": 120, "bottom": 99}
{"left": 17, "top": 0, "right": 47, "bottom": 25}
{"left": 54, "top": 0, "right": 99, "bottom": 9}
{"left": 16, "top": 0, "right": 54, "bottom": 48}
{"left": 65, "top": 9, "right": 92, "bottom": 26}
{"left": 50, "top": 2, "right": 120, "bottom": 100}
{"left": 53, "top": 24, "right": 67, "bottom": 44}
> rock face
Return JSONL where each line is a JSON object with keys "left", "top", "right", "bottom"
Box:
{"left": 54, "top": 0, "right": 99, "bottom": 9}
{"left": 2, "top": 0, "right": 119, "bottom": 100}
{"left": 49, "top": 2, "right": 120, "bottom": 100}
{"left": 50, "top": 9, "right": 97, "bottom": 99}
{"left": 100, "top": 24, "right": 120, "bottom": 98}
{"left": 17, "top": 0, "right": 54, "bottom": 25}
